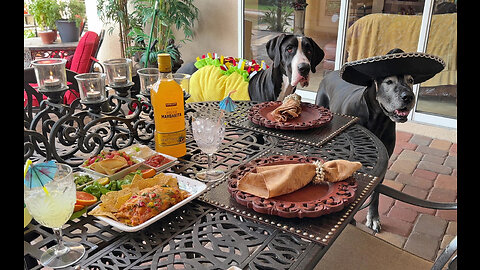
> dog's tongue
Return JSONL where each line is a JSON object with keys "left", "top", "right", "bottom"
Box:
{"left": 291, "top": 75, "right": 309, "bottom": 87}
{"left": 394, "top": 109, "right": 410, "bottom": 117}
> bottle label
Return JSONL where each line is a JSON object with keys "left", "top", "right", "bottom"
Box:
{"left": 155, "top": 129, "right": 186, "bottom": 146}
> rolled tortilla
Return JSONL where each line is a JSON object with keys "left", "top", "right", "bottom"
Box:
{"left": 237, "top": 163, "right": 316, "bottom": 199}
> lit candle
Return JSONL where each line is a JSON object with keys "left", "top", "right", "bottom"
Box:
{"left": 44, "top": 76, "right": 61, "bottom": 89}
{"left": 113, "top": 75, "right": 127, "bottom": 85}
{"left": 86, "top": 90, "right": 101, "bottom": 101}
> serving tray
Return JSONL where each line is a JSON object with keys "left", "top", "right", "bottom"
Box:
{"left": 91, "top": 173, "right": 206, "bottom": 232}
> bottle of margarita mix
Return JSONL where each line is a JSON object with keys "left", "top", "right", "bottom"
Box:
{"left": 150, "top": 53, "right": 187, "bottom": 157}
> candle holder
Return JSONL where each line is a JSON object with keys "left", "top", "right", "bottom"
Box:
{"left": 31, "top": 58, "right": 69, "bottom": 103}
{"left": 137, "top": 68, "right": 160, "bottom": 100}
{"left": 104, "top": 58, "right": 134, "bottom": 97}
{"left": 74, "top": 73, "right": 107, "bottom": 113}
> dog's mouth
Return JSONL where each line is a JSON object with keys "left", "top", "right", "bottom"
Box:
{"left": 380, "top": 104, "right": 411, "bottom": 122}
{"left": 391, "top": 107, "right": 411, "bottom": 122}
{"left": 291, "top": 74, "right": 309, "bottom": 88}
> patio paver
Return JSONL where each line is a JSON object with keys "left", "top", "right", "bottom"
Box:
{"left": 354, "top": 130, "right": 457, "bottom": 262}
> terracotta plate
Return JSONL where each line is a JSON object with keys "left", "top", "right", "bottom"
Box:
{"left": 248, "top": 101, "right": 333, "bottom": 130}
{"left": 228, "top": 155, "right": 357, "bottom": 218}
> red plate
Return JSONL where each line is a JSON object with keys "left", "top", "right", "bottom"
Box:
{"left": 227, "top": 155, "right": 357, "bottom": 218}
{"left": 248, "top": 101, "right": 333, "bottom": 130}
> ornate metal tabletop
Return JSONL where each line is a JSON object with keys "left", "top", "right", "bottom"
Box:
{"left": 24, "top": 100, "right": 388, "bottom": 270}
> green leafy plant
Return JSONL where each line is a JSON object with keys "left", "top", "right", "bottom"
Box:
{"left": 97, "top": 0, "right": 132, "bottom": 58}
{"left": 59, "top": 0, "right": 86, "bottom": 27}
{"left": 28, "top": 0, "right": 62, "bottom": 30}
{"left": 127, "top": 0, "right": 199, "bottom": 67}
{"left": 24, "top": 29, "right": 36, "bottom": 38}
{"left": 259, "top": 0, "right": 293, "bottom": 32}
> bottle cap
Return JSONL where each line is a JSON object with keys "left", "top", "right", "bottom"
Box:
{"left": 157, "top": 53, "right": 172, "bottom": 72}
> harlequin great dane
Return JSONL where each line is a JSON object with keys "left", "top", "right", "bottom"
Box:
{"left": 176, "top": 34, "right": 324, "bottom": 102}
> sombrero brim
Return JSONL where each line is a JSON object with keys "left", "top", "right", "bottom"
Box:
{"left": 340, "top": 52, "right": 445, "bottom": 86}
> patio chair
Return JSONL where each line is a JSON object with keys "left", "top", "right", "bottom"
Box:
{"left": 314, "top": 184, "right": 457, "bottom": 270}
{"left": 25, "top": 30, "right": 105, "bottom": 107}
{"left": 63, "top": 29, "right": 105, "bottom": 104}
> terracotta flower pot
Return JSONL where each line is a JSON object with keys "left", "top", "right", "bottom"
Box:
{"left": 38, "top": 30, "right": 57, "bottom": 44}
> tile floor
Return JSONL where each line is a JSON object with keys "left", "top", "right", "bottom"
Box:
{"left": 353, "top": 130, "right": 457, "bottom": 262}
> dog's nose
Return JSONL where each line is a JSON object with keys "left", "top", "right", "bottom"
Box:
{"left": 401, "top": 92, "right": 414, "bottom": 103}
{"left": 298, "top": 63, "right": 310, "bottom": 76}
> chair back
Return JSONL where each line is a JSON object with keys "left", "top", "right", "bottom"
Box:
{"left": 68, "top": 31, "right": 101, "bottom": 74}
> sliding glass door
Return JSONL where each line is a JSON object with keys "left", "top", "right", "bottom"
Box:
{"left": 335, "top": 0, "right": 457, "bottom": 128}
{"left": 240, "top": 0, "right": 456, "bottom": 128}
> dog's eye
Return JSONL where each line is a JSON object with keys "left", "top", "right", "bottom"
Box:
{"left": 286, "top": 46, "right": 293, "bottom": 53}
{"left": 385, "top": 80, "right": 393, "bottom": 85}
{"left": 407, "top": 78, "right": 414, "bottom": 84}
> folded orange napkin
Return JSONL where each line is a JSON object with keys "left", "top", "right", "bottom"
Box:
{"left": 270, "top": 93, "right": 302, "bottom": 122}
{"left": 237, "top": 160, "right": 362, "bottom": 199}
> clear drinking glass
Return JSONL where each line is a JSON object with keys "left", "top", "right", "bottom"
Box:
{"left": 172, "top": 73, "right": 191, "bottom": 94}
{"left": 192, "top": 110, "right": 226, "bottom": 182}
{"left": 24, "top": 163, "right": 85, "bottom": 268}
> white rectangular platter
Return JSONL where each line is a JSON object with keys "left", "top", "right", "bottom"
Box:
{"left": 91, "top": 173, "right": 206, "bottom": 232}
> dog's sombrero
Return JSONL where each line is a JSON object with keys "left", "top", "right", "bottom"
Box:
{"left": 339, "top": 48, "right": 445, "bottom": 86}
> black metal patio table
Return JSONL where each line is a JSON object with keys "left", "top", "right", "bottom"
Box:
{"left": 24, "top": 100, "right": 389, "bottom": 270}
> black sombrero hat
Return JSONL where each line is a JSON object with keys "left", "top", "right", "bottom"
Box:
{"left": 339, "top": 48, "right": 445, "bottom": 86}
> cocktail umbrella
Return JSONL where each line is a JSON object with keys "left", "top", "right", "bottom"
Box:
{"left": 24, "top": 160, "right": 57, "bottom": 195}
{"left": 219, "top": 90, "right": 237, "bottom": 112}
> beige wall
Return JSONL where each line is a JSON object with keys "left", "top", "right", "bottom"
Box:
{"left": 173, "top": 0, "right": 239, "bottom": 64}
{"left": 85, "top": 0, "right": 123, "bottom": 62}
{"left": 86, "top": 0, "right": 239, "bottom": 65}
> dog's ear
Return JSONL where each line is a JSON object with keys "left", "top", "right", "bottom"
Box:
{"left": 266, "top": 34, "right": 287, "bottom": 68}
{"left": 306, "top": 37, "right": 324, "bottom": 73}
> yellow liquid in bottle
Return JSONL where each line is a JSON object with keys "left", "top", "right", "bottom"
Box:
{"left": 150, "top": 78, "right": 187, "bottom": 157}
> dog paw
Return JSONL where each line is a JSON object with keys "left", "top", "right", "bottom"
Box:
{"left": 365, "top": 215, "right": 381, "bottom": 233}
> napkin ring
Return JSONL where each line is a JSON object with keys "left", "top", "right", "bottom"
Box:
{"left": 312, "top": 160, "right": 325, "bottom": 184}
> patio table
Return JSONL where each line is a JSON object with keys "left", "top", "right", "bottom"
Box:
{"left": 24, "top": 100, "right": 389, "bottom": 270}
{"left": 24, "top": 37, "right": 78, "bottom": 67}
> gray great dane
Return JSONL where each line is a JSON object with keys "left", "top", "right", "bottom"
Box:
{"left": 315, "top": 48, "right": 445, "bottom": 232}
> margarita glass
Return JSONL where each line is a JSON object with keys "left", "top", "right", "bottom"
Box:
{"left": 192, "top": 110, "right": 226, "bottom": 182}
{"left": 24, "top": 163, "right": 85, "bottom": 268}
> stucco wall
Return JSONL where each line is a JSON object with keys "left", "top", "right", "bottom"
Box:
{"left": 86, "top": 0, "right": 239, "bottom": 65}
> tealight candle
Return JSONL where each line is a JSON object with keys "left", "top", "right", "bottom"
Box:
{"left": 113, "top": 76, "right": 127, "bottom": 85}
{"left": 44, "top": 76, "right": 61, "bottom": 89}
{"left": 86, "top": 90, "right": 101, "bottom": 101}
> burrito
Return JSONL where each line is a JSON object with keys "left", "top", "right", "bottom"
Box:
{"left": 270, "top": 93, "right": 302, "bottom": 122}
{"left": 237, "top": 160, "right": 362, "bottom": 199}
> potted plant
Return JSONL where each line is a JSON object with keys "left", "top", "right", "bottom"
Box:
{"left": 28, "top": 0, "right": 62, "bottom": 44}
{"left": 97, "top": 0, "right": 133, "bottom": 58}
{"left": 56, "top": 0, "right": 86, "bottom": 42}
{"left": 127, "top": 0, "right": 199, "bottom": 70}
